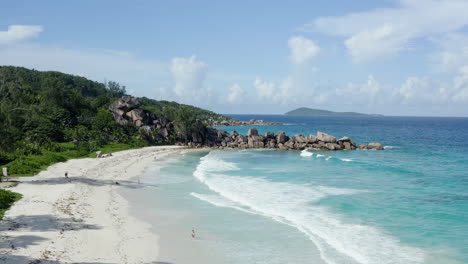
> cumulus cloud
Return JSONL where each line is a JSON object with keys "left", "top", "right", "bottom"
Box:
{"left": 432, "top": 33, "right": 468, "bottom": 73}
{"left": 170, "top": 56, "right": 208, "bottom": 98}
{"left": 226, "top": 83, "right": 245, "bottom": 104}
{"left": 0, "top": 25, "right": 43, "bottom": 46}
{"left": 254, "top": 78, "right": 276, "bottom": 100}
{"left": 395, "top": 72, "right": 468, "bottom": 104}
{"left": 344, "top": 24, "right": 410, "bottom": 63}
{"left": 303, "top": 0, "right": 468, "bottom": 62}
{"left": 452, "top": 66, "right": 468, "bottom": 102}
{"left": 254, "top": 76, "right": 317, "bottom": 105}
{"left": 288, "top": 36, "right": 320, "bottom": 64}
{"left": 334, "top": 75, "right": 384, "bottom": 104}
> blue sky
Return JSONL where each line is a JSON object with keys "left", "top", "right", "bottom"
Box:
{"left": 2, "top": 0, "right": 468, "bottom": 116}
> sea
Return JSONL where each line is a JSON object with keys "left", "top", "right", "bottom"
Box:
{"left": 121, "top": 115, "right": 468, "bottom": 264}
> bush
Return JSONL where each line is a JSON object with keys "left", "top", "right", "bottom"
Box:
{"left": 0, "top": 189, "right": 22, "bottom": 220}
{"left": 6, "top": 152, "right": 67, "bottom": 175}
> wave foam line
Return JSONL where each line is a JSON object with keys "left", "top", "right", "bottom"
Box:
{"left": 300, "top": 149, "right": 313, "bottom": 157}
{"left": 192, "top": 151, "right": 424, "bottom": 264}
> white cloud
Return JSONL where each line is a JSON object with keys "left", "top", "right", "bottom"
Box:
{"left": 398, "top": 77, "right": 433, "bottom": 103}
{"left": 452, "top": 66, "right": 468, "bottom": 102}
{"left": 0, "top": 25, "right": 43, "bottom": 46}
{"left": 331, "top": 75, "right": 385, "bottom": 105}
{"left": 304, "top": 0, "right": 468, "bottom": 62}
{"left": 170, "top": 56, "right": 208, "bottom": 98}
{"left": 432, "top": 33, "right": 468, "bottom": 73}
{"left": 226, "top": 83, "right": 245, "bottom": 104}
{"left": 344, "top": 24, "right": 410, "bottom": 63}
{"left": 254, "top": 76, "right": 317, "bottom": 105}
{"left": 288, "top": 36, "right": 320, "bottom": 65}
{"left": 254, "top": 78, "right": 276, "bottom": 100}
{"left": 389, "top": 66, "right": 468, "bottom": 105}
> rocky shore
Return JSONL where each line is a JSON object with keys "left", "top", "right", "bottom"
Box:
{"left": 211, "top": 119, "right": 283, "bottom": 126}
{"left": 185, "top": 127, "right": 384, "bottom": 151}
{"left": 109, "top": 96, "right": 383, "bottom": 151}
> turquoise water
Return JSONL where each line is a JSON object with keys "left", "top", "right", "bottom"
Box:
{"left": 131, "top": 116, "right": 468, "bottom": 264}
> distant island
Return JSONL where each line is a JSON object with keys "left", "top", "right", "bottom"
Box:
{"left": 285, "top": 107, "right": 382, "bottom": 116}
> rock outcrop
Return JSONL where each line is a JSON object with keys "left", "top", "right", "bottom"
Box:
{"left": 184, "top": 128, "right": 383, "bottom": 151}
{"left": 109, "top": 96, "right": 383, "bottom": 151}
{"left": 109, "top": 96, "right": 175, "bottom": 140}
{"left": 211, "top": 119, "right": 282, "bottom": 126}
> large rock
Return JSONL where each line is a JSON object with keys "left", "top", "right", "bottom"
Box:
{"left": 248, "top": 134, "right": 265, "bottom": 148}
{"left": 276, "top": 131, "right": 288, "bottom": 144}
{"left": 358, "top": 144, "right": 368, "bottom": 150}
{"left": 264, "top": 132, "right": 275, "bottom": 139}
{"left": 317, "top": 131, "right": 337, "bottom": 143}
{"left": 368, "top": 142, "right": 384, "bottom": 150}
{"left": 109, "top": 96, "right": 176, "bottom": 141}
{"left": 343, "top": 142, "right": 352, "bottom": 150}
{"left": 295, "top": 134, "right": 307, "bottom": 143}
{"left": 247, "top": 128, "right": 259, "bottom": 137}
{"left": 307, "top": 134, "right": 317, "bottom": 144}
{"left": 325, "top": 143, "right": 336, "bottom": 150}
{"left": 109, "top": 96, "right": 141, "bottom": 113}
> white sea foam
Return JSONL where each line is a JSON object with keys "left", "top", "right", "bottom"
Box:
{"left": 300, "top": 149, "right": 313, "bottom": 157}
{"left": 340, "top": 158, "right": 353, "bottom": 162}
{"left": 326, "top": 156, "right": 332, "bottom": 161}
{"left": 193, "top": 151, "right": 425, "bottom": 264}
{"left": 384, "top": 146, "right": 400, "bottom": 149}
{"left": 190, "top": 192, "right": 254, "bottom": 214}
{"left": 316, "top": 154, "right": 325, "bottom": 158}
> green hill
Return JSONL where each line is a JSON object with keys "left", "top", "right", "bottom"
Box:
{"left": 0, "top": 66, "right": 232, "bottom": 175}
{"left": 285, "top": 107, "right": 381, "bottom": 116}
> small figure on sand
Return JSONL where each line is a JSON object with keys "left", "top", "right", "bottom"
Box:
{"left": 65, "top": 172, "right": 70, "bottom": 183}
{"left": 191, "top": 228, "right": 196, "bottom": 238}
{"left": 2, "top": 167, "right": 8, "bottom": 182}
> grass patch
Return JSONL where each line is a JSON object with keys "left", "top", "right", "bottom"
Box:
{"left": 0, "top": 189, "right": 22, "bottom": 220}
{"left": 3, "top": 143, "right": 143, "bottom": 177}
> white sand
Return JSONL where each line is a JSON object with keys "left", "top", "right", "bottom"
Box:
{"left": 0, "top": 146, "right": 184, "bottom": 264}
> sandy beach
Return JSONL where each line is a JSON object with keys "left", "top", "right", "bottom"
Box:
{"left": 0, "top": 146, "right": 184, "bottom": 264}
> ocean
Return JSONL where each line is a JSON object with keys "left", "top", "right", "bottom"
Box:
{"left": 122, "top": 115, "right": 468, "bottom": 264}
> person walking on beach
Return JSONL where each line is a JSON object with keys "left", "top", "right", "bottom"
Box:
{"left": 65, "top": 172, "right": 70, "bottom": 183}
{"left": 191, "top": 228, "right": 196, "bottom": 238}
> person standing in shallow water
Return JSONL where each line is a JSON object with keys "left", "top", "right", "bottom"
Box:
{"left": 191, "top": 229, "right": 196, "bottom": 238}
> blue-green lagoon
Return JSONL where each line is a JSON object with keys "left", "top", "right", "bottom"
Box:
{"left": 121, "top": 116, "right": 468, "bottom": 264}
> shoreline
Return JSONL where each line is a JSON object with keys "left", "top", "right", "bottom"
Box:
{"left": 118, "top": 149, "right": 226, "bottom": 264}
{"left": 0, "top": 146, "right": 184, "bottom": 264}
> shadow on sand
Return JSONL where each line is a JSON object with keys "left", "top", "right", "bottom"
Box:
{"left": 22, "top": 177, "right": 157, "bottom": 189}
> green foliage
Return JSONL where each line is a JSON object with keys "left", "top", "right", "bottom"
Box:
{"left": 0, "top": 189, "right": 22, "bottom": 220}
{"left": 0, "top": 66, "right": 233, "bottom": 175}
{"left": 138, "top": 97, "right": 232, "bottom": 124}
